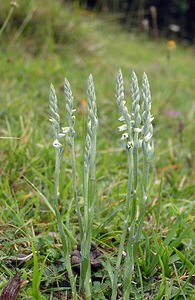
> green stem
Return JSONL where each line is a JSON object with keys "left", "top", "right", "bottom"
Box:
{"left": 122, "top": 142, "right": 139, "bottom": 298}
{"left": 123, "top": 220, "right": 135, "bottom": 300}
{"left": 80, "top": 119, "right": 90, "bottom": 294}
{"left": 80, "top": 166, "right": 89, "bottom": 292}
{"left": 89, "top": 135, "right": 96, "bottom": 209}
{"left": 136, "top": 154, "right": 150, "bottom": 244}
{"left": 131, "top": 145, "right": 138, "bottom": 222}
{"left": 83, "top": 228, "right": 92, "bottom": 300}
{"left": 71, "top": 139, "right": 83, "bottom": 239}
{"left": 53, "top": 149, "right": 77, "bottom": 300}
{"left": 83, "top": 135, "right": 96, "bottom": 299}
{"left": 111, "top": 148, "right": 134, "bottom": 300}
{"left": 84, "top": 169, "right": 89, "bottom": 225}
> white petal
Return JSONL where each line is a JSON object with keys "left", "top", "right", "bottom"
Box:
{"left": 61, "top": 127, "right": 70, "bottom": 134}
{"left": 121, "top": 133, "right": 128, "bottom": 140}
{"left": 144, "top": 133, "right": 152, "bottom": 142}
{"left": 118, "top": 124, "right": 127, "bottom": 132}
{"left": 118, "top": 116, "right": 125, "bottom": 121}
{"left": 126, "top": 141, "right": 134, "bottom": 150}
{"left": 150, "top": 116, "right": 154, "bottom": 122}
{"left": 134, "top": 127, "right": 142, "bottom": 133}
{"left": 58, "top": 133, "right": 66, "bottom": 138}
{"left": 53, "top": 139, "right": 62, "bottom": 148}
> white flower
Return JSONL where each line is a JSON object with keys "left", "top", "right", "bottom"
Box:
{"left": 118, "top": 124, "right": 127, "bottom": 132}
{"left": 143, "top": 132, "right": 152, "bottom": 142}
{"left": 126, "top": 141, "right": 134, "bottom": 150}
{"left": 53, "top": 139, "right": 62, "bottom": 148}
{"left": 134, "top": 127, "right": 142, "bottom": 133}
{"left": 121, "top": 132, "right": 128, "bottom": 140}
{"left": 118, "top": 115, "right": 125, "bottom": 121}
{"left": 58, "top": 133, "right": 66, "bottom": 138}
{"left": 61, "top": 127, "right": 70, "bottom": 134}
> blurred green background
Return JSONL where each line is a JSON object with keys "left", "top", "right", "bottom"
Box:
{"left": 0, "top": 0, "right": 194, "bottom": 214}
{"left": 0, "top": 0, "right": 194, "bottom": 298}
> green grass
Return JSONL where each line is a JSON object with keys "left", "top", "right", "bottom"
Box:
{"left": 0, "top": 1, "right": 195, "bottom": 299}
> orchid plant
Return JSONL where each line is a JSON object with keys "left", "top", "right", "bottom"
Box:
{"left": 49, "top": 69, "right": 153, "bottom": 299}
{"left": 112, "top": 70, "right": 154, "bottom": 299}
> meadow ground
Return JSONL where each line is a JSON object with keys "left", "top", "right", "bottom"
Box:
{"left": 0, "top": 2, "right": 195, "bottom": 299}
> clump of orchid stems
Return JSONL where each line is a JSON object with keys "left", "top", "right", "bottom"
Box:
{"left": 112, "top": 69, "right": 154, "bottom": 300}
{"left": 49, "top": 84, "right": 77, "bottom": 300}
{"left": 64, "top": 78, "right": 83, "bottom": 237}
{"left": 49, "top": 70, "right": 152, "bottom": 300}
{"left": 49, "top": 75, "right": 98, "bottom": 300}
{"left": 81, "top": 74, "right": 98, "bottom": 299}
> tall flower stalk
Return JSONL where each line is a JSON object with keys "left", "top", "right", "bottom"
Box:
{"left": 130, "top": 71, "right": 141, "bottom": 222}
{"left": 136, "top": 73, "right": 154, "bottom": 242}
{"left": 80, "top": 75, "right": 98, "bottom": 299}
{"left": 123, "top": 72, "right": 142, "bottom": 299}
{"left": 64, "top": 78, "right": 83, "bottom": 239}
{"left": 49, "top": 84, "right": 77, "bottom": 300}
{"left": 112, "top": 70, "right": 153, "bottom": 299}
{"left": 112, "top": 70, "right": 134, "bottom": 300}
